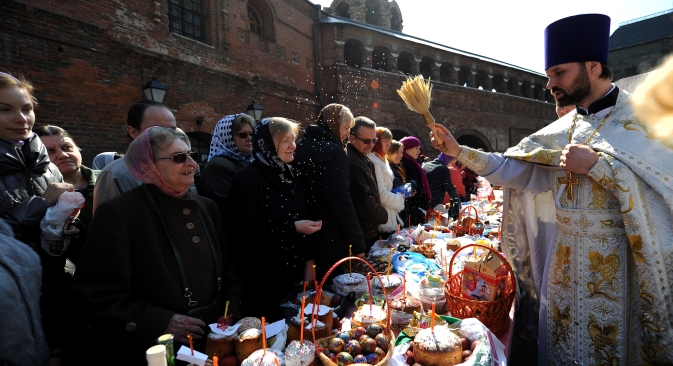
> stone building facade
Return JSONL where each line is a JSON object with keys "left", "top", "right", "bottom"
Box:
{"left": 1, "top": 0, "right": 555, "bottom": 164}
{"left": 609, "top": 9, "right": 673, "bottom": 81}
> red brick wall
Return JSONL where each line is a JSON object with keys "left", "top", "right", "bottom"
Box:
{"left": 1, "top": 0, "right": 320, "bottom": 165}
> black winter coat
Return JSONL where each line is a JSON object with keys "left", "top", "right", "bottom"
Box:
{"left": 293, "top": 125, "right": 366, "bottom": 279}
{"left": 229, "top": 160, "right": 309, "bottom": 321}
{"left": 198, "top": 156, "right": 249, "bottom": 233}
{"left": 422, "top": 160, "right": 459, "bottom": 208}
{"left": 71, "top": 184, "right": 241, "bottom": 365}
{"left": 0, "top": 134, "right": 62, "bottom": 245}
{"left": 346, "top": 144, "right": 387, "bottom": 242}
{"left": 402, "top": 157, "right": 430, "bottom": 226}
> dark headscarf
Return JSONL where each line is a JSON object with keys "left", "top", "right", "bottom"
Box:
{"left": 317, "top": 103, "right": 352, "bottom": 147}
{"left": 400, "top": 136, "right": 432, "bottom": 201}
{"left": 252, "top": 118, "right": 287, "bottom": 176}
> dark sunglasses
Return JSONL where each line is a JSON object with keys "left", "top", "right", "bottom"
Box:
{"left": 235, "top": 132, "right": 252, "bottom": 139}
{"left": 352, "top": 134, "right": 378, "bottom": 145}
{"left": 155, "top": 151, "right": 199, "bottom": 164}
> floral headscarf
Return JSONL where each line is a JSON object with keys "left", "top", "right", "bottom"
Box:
{"left": 125, "top": 127, "right": 191, "bottom": 198}
{"left": 252, "top": 118, "right": 287, "bottom": 176}
{"left": 207, "top": 113, "right": 253, "bottom": 163}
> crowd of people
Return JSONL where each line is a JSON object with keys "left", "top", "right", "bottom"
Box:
{"left": 3, "top": 11, "right": 673, "bottom": 366}
{"left": 0, "top": 71, "right": 471, "bottom": 365}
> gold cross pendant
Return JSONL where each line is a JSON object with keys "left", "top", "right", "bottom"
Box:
{"left": 558, "top": 171, "right": 579, "bottom": 201}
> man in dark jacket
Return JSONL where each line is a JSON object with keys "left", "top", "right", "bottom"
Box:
{"left": 293, "top": 103, "right": 366, "bottom": 280}
{"left": 347, "top": 117, "right": 388, "bottom": 252}
{"left": 422, "top": 153, "right": 459, "bottom": 208}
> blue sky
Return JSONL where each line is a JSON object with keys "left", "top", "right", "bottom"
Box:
{"left": 312, "top": 0, "right": 673, "bottom": 73}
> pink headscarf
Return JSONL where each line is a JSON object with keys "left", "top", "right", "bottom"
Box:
{"left": 124, "top": 127, "right": 191, "bottom": 198}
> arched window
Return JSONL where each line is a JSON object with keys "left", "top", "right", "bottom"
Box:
{"left": 397, "top": 52, "right": 414, "bottom": 75}
{"left": 419, "top": 57, "right": 433, "bottom": 80}
{"left": 335, "top": 2, "right": 350, "bottom": 18}
{"left": 248, "top": 5, "right": 263, "bottom": 36}
{"left": 372, "top": 46, "right": 389, "bottom": 71}
{"left": 344, "top": 40, "right": 364, "bottom": 68}
{"left": 247, "top": 0, "right": 274, "bottom": 40}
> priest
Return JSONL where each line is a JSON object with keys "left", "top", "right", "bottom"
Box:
{"left": 432, "top": 14, "right": 673, "bottom": 365}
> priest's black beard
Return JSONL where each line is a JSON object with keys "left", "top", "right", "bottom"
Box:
{"left": 552, "top": 64, "right": 592, "bottom": 107}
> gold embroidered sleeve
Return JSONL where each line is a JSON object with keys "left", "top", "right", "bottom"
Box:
{"left": 586, "top": 154, "right": 622, "bottom": 196}
{"left": 457, "top": 146, "right": 489, "bottom": 173}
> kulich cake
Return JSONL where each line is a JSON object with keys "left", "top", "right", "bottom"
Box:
{"left": 388, "top": 296, "right": 422, "bottom": 314}
{"left": 205, "top": 332, "right": 236, "bottom": 359}
{"left": 371, "top": 275, "right": 402, "bottom": 296}
{"left": 284, "top": 340, "right": 317, "bottom": 366}
{"left": 351, "top": 304, "right": 386, "bottom": 329}
{"left": 286, "top": 316, "right": 331, "bottom": 343}
{"left": 241, "top": 348, "right": 285, "bottom": 366}
{"left": 236, "top": 317, "right": 262, "bottom": 334}
{"left": 446, "top": 239, "right": 461, "bottom": 252}
{"left": 412, "top": 327, "right": 462, "bottom": 366}
{"left": 333, "top": 273, "right": 368, "bottom": 298}
{"left": 235, "top": 328, "right": 264, "bottom": 363}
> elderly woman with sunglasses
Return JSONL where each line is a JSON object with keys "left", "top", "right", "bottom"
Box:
{"left": 72, "top": 127, "right": 241, "bottom": 365}
{"left": 229, "top": 117, "right": 321, "bottom": 321}
{"left": 198, "top": 113, "right": 256, "bottom": 232}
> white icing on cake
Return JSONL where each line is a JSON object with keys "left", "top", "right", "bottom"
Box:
{"left": 372, "top": 275, "right": 402, "bottom": 290}
{"left": 284, "top": 340, "right": 316, "bottom": 366}
{"left": 333, "top": 273, "right": 368, "bottom": 298}
{"left": 413, "top": 326, "right": 461, "bottom": 353}
{"left": 242, "top": 349, "right": 285, "bottom": 366}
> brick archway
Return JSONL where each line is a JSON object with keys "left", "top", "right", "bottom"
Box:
{"left": 454, "top": 129, "right": 493, "bottom": 152}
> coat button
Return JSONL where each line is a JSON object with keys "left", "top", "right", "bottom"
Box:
{"left": 186, "top": 222, "right": 195, "bottom": 229}
{"left": 125, "top": 322, "right": 136, "bottom": 331}
{"left": 182, "top": 208, "right": 191, "bottom": 215}
{"left": 192, "top": 236, "right": 200, "bottom": 243}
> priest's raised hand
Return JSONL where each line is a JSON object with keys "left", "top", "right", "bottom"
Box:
{"left": 429, "top": 123, "right": 461, "bottom": 157}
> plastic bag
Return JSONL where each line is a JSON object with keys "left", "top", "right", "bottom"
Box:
{"left": 392, "top": 183, "right": 413, "bottom": 198}
{"left": 39, "top": 191, "right": 85, "bottom": 256}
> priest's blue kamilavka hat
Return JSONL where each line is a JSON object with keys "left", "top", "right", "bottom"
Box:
{"left": 544, "top": 14, "right": 611, "bottom": 70}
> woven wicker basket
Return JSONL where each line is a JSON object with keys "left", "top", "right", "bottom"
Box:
{"left": 313, "top": 257, "right": 394, "bottom": 366}
{"left": 454, "top": 206, "right": 484, "bottom": 237}
{"left": 444, "top": 244, "right": 515, "bottom": 336}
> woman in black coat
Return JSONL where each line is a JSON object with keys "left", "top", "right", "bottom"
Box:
{"left": 293, "top": 104, "right": 367, "bottom": 281}
{"left": 229, "top": 117, "right": 321, "bottom": 321}
{"left": 72, "top": 127, "right": 241, "bottom": 365}
{"left": 399, "top": 136, "right": 432, "bottom": 226}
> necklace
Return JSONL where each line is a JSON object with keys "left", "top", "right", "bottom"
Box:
{"left": 558, "top": 111, "right": 612, "bottom": 202}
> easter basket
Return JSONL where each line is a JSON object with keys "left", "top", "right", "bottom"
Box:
{"left": 313, "top": 257, "right": 395, "bottom": 366}
{"left": 444, "top": 244, "right": 515, "bottom": 336}
{"left": 453, "top": 206, "right": 484, "bottom": 237}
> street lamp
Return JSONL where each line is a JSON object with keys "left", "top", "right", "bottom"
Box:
{"left": 142, "top": 77, "right": 168, "bottom": 104}
{"left": 246, "top": 100, "right": 263, "bottom": 122}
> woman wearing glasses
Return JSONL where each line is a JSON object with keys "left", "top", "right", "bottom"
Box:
{"left": 198, "top": 113, "right": 256, "bottom": 231}
{"left": 72, "top": 127, "right": 241, "bottom": 365}
{"left": 229, "top": 117, "right": 321, "bottom": 320}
